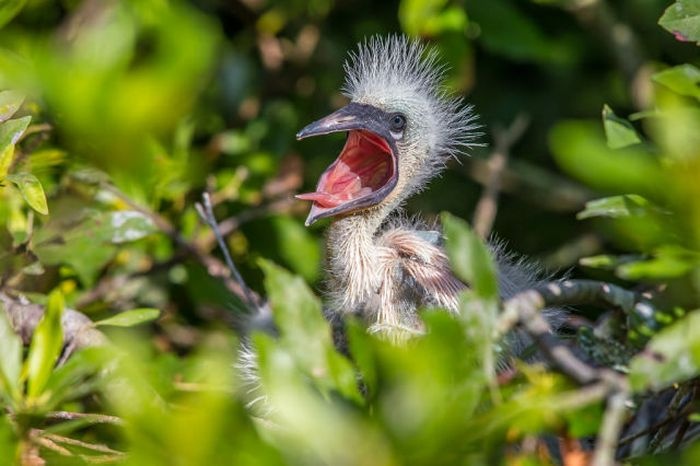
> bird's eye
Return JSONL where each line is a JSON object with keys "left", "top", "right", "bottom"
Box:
{"left": 389, "top": 113, "right": 407, "bottom": 132}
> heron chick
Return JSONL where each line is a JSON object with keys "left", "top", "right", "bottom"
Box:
{"left": 296, "top": 35, "right": 486, "bottom": 336}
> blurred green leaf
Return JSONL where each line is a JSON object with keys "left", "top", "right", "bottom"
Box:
{"left": 0, "top": 0, "right": 26, "bottom": 29}
{"left": 43, "top": 347, "right": 108, "bottom": 411}
{"left": 6, "top": 173, "right": 48, "bottom": 215}
{"left": 399, "top": 0, "right": 468, "bottom": 36}
{"left": 260, "top": 260, "right": 362, "bottom": 403}
{"left": 654, "top": 64, "right": 700, "bottom": 100}
{"left": 0, "top": 115, "right": 30, "bottom": 179}
{"left": 96, "top": 308, "right": 160, "bottom": 328}
{"left": 602, "top": 105, "right": 642, "bottom": 149}
{"left": 577, "top": 194, "right": 652, "bottom": 220}
{"left": 550, "top": 120, "right": 660, "bottom": 195}
{"left": 617, "top": 245, "right": 700, "bottom": 280}
{"left": 0, "top": 303, "right": 22, "bottom": 403}
{"left": 630, "top": 310, "right": 700, "bottom": 392}
{"left": 0, "top": 413, "right": 17, "bottom": 465}
{"left": 659, "top": 0, "right": 700, "bottom": 45}
{"left": 270, "top": 215, "right": 320, "bottom": 282}
{"left": 25, "top": 289, "right": 65, "bottom": 401}
{"left": 441, "top": 212, "right": 497, "bottom": 300}
{"left": 579, "top": 254, "right": 643, "bottom": 270}
{"left": 0, "top": 90, "right": 24, "bottom": 122}
{"left": 102, "top": 211, "right": 157, "bottom": 244}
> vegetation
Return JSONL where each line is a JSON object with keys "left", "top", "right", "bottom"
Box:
{"left": 0, "top": 0, "right": 700, "bottom": 464}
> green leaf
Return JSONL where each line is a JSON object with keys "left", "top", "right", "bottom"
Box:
{"left": 25, "top": 289, "right": 65, "bottom": 401}
{"left": 579, "top": 254, "right": 644, "bottom": 270}
{"left": 577, "top": 194, "right": 651, "bottom": 220}
{"left": 6, "top": 173, "right": 49, "bottom": 215}
{"left": 34, "top": 210, "right": 156, "bottom": 286}
{"left": 93, "top": 211, "right": 157, "bottom": 244}
{"left": 43, "top": 347, "right": 108, "bottom": 410}
{"left": 0, "top": 115, "right": 31, "bottom": 179}
{"left": 659, "top": 0, "right": 700, "bottom": 45}
{"left": 617, "top": 246, "right": 700, "bottom": 280}
{"left": 629, "top": 310, "right": 700, "bottom": 392}
{"left": 0, "top": 0, "right": 26, "bottom": 29}
{"left": 549, "top": 120, "right": 660, "bottom": 195}
{"left": 259, "top": 259, "right": 362, "bottom": 404}
{"left": 441, "top": 212, "right": 497, "bottom": 300}
{"left": 0, "top": 303, "right": 22, "bottom": 403}
{"left": 0, "top": 90, "right": 24, "bottom": 122}
{"left": 270, "top": 215, "right": 320, "bottom": 282}
{"left": 95, "top": 308, "right": 160, "bottom": 327}
{"left": 653, "top": 64, "right": 700, "bottom": 100}
{"left": 399, "top": 0, "right": 468, "bottom": 36}
{"left": 602, "top": 105, "right": 642, "bottom": 149}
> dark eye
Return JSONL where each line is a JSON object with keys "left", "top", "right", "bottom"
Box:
{"left": 389, "top": 113, "right": 407, "bottom": 132}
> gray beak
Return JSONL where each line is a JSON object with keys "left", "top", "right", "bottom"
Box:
{"left": 296, "top": 102, "right": 387, "bottom": 140}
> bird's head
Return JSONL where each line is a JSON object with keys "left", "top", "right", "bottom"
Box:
{"left": 296, "top": 35, "right": 480, "bottom": 226}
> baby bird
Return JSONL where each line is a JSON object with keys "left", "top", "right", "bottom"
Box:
{"left": 296, "top": 35, "right": 483, "bottom": 335}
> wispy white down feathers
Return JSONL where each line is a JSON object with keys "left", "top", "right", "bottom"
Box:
{"left": 342, "top": 35, "right": 481, "bottom": 162}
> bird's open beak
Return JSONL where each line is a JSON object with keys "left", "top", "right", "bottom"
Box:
{"left": 295, "top": 103, "right": 399, "bottom": 226}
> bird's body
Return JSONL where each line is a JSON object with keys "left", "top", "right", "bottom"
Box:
{"left": 296, "top": 36, "right": 482, "bottom": 334}
{"left": 324, "top": 215, "right": 462, "bottom": 334}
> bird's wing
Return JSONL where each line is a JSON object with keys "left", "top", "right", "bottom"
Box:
{"left": 378, "top": 229, "right": 465, "bottom": 312}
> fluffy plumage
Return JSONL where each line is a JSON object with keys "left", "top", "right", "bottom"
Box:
{"left": 342, "top": 35, "right": 480, "bottom": 162}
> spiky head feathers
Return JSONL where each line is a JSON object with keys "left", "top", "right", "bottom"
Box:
{"left": 342, "top": 35, "right": 480, "bottom": 167}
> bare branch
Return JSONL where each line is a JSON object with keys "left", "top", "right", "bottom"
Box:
{"left": 473, "top": 114, "right": 529, "bottom": 239}
{"left": 592, "top": 391, "right": 629, "bottom": 466}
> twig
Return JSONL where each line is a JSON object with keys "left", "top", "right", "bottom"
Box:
{"left": 592, "top": 391, "right": 629, "bottom": 466}
{"left": 46, "top": 411, "right": 124, "bottom": 426}
{"left": 100, "top": 183, "right": 266, "bottom": 313}
{"left": 497, "top": 279, "right": 658, "bottom": 462}
{"left": 463, "top": 156, "right": 593, "bottom": 213}
{"left": 195, "top": 192, "right": 259, "bottom": 312}
{"left": 40, "top": 432, "right": 124, "bottom": 456}
{"left": 473, "top": 114, "right": 529, "bottom": 239}
{"left": 196, "top": 197, "right": 297, "bottom": 251}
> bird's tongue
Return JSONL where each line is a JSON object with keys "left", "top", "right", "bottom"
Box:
{"left": 296, "top": 130, "right": 392, "bottom": 209}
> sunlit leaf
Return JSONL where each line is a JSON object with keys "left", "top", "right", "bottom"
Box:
{"left": 577, "top": 194, "right": 652, "bottom": 220}
{"left": 602, "top": 105, "right": 642, "bottom": 149}
{"left": 96, "top": 308, "right": 160, "bottom": 327}
{"left": 0, "top": 115, "right": 30, "bottom": 179}
{"left": 0, "top": 303, "right": 22, "bottom": 403}
{"left": 6, "top": 173, "right": 49, "bottom": 215}
{"left": 260, "top": 260, "right": 362, "bottom": 403}
{"left": 25, "top": 289, "right": 65, "bottom": 401}
{"left": 629, "top": 310, "right": 700, "bottom": 392}
{"left": 0, "top": 90, "right": 24, "bottom": 122}
{"left": 659, "top": 0, "right": 700, "bottom": 45}
{"left": 441, "top": 212, "right": 497, "bottom": 300}
{"left": 654, "top": 64, "right": 700, "bottom": 100}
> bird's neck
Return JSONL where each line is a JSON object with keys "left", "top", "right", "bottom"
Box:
{"left": 325, "top": 207, "right": 389, "bottom": 314}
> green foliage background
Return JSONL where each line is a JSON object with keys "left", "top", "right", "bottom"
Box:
{"left": 0, "top": 0, "right": 699, "bottom": 464}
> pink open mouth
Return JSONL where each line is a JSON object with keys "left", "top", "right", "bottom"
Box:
{"left": 296, "top": 130, "right": 396, "bottom": 221}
